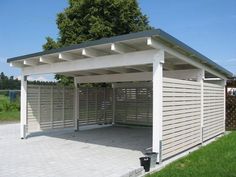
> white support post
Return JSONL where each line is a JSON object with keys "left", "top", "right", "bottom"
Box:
{"left": 222, "top": 80, "right": 227, "bottom": 133}
{"left": 112, "top": 84, "right": 116, "bottom": 125}
{"left": 197, "top": 69, "right": 205, "bottom": 143}
{"left": 74, "top": 78, "right": 79, "bottom": 131}
{"left": 20, "top": 75, "right": 27, "bottom": 139}
{"left": 152, "top": 50, "right": 164, "bottom": 163}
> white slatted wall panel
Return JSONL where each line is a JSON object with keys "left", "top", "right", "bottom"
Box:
{"left": 115, "top": 87, "right": 152, "bottom": 125}
{"left": 27, "top": 85, "right": 74, "bottom": 133}
{"left": 27, "top": 85, "right": 40, "bottom": 132}
{"left": 203, "top": 83, "right": 224, "bottom": 141}
{"left": 162, "top": 78, "right": 201, "bottom": 160}
{"left": 78, "top": 88, "right": 113, "bottom": 126}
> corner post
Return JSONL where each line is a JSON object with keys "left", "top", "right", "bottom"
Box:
{"left": 222, "top": 79, "right": 227, "bottom": 133}
{"left": 112, "top": 83, "right": 116, "bottom": 125}
{"left": 152, "top": 50, "right": 164, "bottom": 163}
{"left": 74, "top": 77, "right": 79, "bottom": 131}
{"left": 20, "top": 75, "right": 27, "bottom": 139}
{"left": 197, "top": 69, "right": 205, "bottom": 143}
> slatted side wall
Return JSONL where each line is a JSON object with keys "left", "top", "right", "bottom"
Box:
{"left": 115, "top": 87, "right": 152, "bottom": 125}
{"left": 203, "top": 83, "right": 224, "bottom": 141}
{"left": 27, "top": 85, "right": 74, "bottom": 133}
{"left": 78, "top": 88, "right": 113, "bottom": 126}
{"left": 162, "top": 78, "right": 201, "bottom": 160}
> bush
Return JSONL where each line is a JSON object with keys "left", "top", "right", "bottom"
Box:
{"left": 0, "top": 101, "right": 20, "bottom": 112}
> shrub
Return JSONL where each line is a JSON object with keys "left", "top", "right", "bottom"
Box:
{"left": 0, "top": 101, "right": 20, "bottom": 112}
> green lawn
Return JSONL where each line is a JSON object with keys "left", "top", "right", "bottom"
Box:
{"left": 149, "top": 132, "right": 236, "bottom": 177}
{"left": 0, "top": 94, "right": 20, "bottom": 122}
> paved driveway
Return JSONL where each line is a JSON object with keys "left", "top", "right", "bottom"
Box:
{"left": 0, "top": 123, "right": 151, "bottom": 177}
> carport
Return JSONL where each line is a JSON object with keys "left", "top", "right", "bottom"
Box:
{"left": 7, "top": 29, "right": 232, "bottom": 164}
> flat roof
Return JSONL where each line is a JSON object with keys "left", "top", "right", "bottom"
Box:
{"left": 7, "top": 29, "right": 233, "bottom": 78}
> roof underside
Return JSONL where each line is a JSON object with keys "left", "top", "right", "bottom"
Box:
{"left": 7, "top": 29, "right": 233, "bottom": 78}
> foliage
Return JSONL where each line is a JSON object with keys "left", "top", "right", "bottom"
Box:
{"left": 149, "top": 132, "right": 236, "bottom": 177}
{"left": 43, "top": 0, "right": 152, "bottom": 85}
{"left": 0, "top": 72, "right": 20, "bottom": 90}
{"left": 54, "top": 74, "right": 74, "bottom": 86}
{"left": 42, "top": 37, "right": 59, "bottom": 50}
{"left": 0, "top": 95, "right": 20, "bottom": 112}
{"left": 0, "top": 94, "right": 20, "bottom": 121}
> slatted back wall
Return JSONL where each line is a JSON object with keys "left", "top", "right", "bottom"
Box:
{"left": 27, "top": 85, "right": 40, "bottom": 132}
{"left": 203, "top": 83, "right": 224, "bottom": 141}
{"left": 115, "top": 87, "right": 152, "bottom": 125}
{"left": 27, "top": 85, "right": 74, "bottom": 133}
{"left": 162, "top": 78, "right": 201, "bottom": 160}
{"left": 78, "top": 87, "right": 113, "bottom": 126}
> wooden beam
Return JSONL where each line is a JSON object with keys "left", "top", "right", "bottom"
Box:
{"left": 59, "top": 53, "right": 76, "bottom": 61}
{"left": 23, "top": 59, "right": 38, "bottom": 66}
{"left": 10, "top": 62, "right": 24, "bottom": 68}
{"left": 107, "top": 67, "right": 134, "bottom": 73}
{"left": 39, "top": 56, "right": 57, "bottom": 64}
{"left": 147, "top": 37, "right": 227, "bottom": 79}
{"left": 22, "top": 50, "right": 157, "bottom": 75}
{"left": 126, "top": 65, "right": 151, "bottom": 72}
{"left": 203, "top": 78, "right": 222, "bottom": 81}
{"left": 75, "top": 72, "right": 152, "bottom": 83}
{"left": 82, "top": 48, "right": 105, "bottom": 58}
{"left": 111, "top": 43, "right": 136, "bottom": 54}
{"left": 152, "top": 50, "right": 164, "bottom": 162}
{"left": 20, "top": 75, "right": 27, "bottom": 139}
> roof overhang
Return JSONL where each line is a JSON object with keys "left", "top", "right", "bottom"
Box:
{"left": 7, "top": 29, "right": 233, "bottom": 78}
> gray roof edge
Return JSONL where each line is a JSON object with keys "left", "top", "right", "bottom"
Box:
{"left": 7, "top": 28, "right": 233, "bottom": 78}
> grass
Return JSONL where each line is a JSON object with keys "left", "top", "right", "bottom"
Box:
{"left": 149, "top": 132, "right": 236, "bottom": 177}
{"left": 0, "top": 94, "right": 20, "bottom": 122}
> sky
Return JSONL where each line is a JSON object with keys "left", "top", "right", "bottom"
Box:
{"left": 0, "top": 0, "right": 235, "bottom": 81}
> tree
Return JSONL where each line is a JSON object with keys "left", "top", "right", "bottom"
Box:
{"left": 43, "top": 0, "right": 152, "bottom": 85}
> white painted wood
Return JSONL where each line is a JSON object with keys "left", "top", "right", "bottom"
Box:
{"left": 111, "top": 43, "right": 136, "bottom": 54}
{"left": 162, "top": 77, "right": 202, "bottom": 160}
{"left": 22, "top": 50, "right": 157, "bottom": 75}
{"left": 10, "top": 62, "right": 24, "bottom": 68}
{"left": 74, "top": 78, "right": 78, "bottom": 131}
{"left": 112, "top": 84, "right": 115, "bottom": 124}
{"left": 75, "top": 72, "right": 152, "bottom": 83}
{"left": 78, "top": 87, "right": 113, "bottom": 126}
{"left": 82, "top": 48, "right": 105, "bottom": 58}
{"left": 39, "top": 56, "right": 55, "bottom": 64}
{"left": 59, "top": 53, "right": 75, "bottom": 61}
{"left": 114, "top": 87, "right": 152, "bottom": 126}
{"left": 27, "top": 85, "right": 75, "bottom": 133}
{"left": 23, "top": 59, "right": 38, "bottom": 66}
{"left": 127, "top": 65, "right": 151, "bottom": 72}
{"left": 203, "top": 82, "right": 224, "bottom": 141}
{"left": 152, "top": 50, "right": 164, "bottom": 162}
{"left": 20, "top": 75, "right": 27, "bottom": 139}
{"left": 112, "top": 82, "right": 152, "bottom": 88}
{"left": 198, "top": 69, "right": 205, "bottom": 143}
{"left": 204, "top": 78, "right": 222, "bottom": 81}
{"left": 147, "top": 37, "right": 227, "bottom": 80}
{"left": 222, "top": 80, "right": 226, "bottom": 133}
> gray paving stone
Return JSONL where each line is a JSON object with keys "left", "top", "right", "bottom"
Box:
{"left": 0, "top": 123, "right": 151, "bottom": 177}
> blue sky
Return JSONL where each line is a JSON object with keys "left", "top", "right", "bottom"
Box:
{"left": 0, "top": 0, "right": 235, "bottom": 80}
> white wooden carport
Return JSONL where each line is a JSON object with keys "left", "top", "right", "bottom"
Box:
{"left": 7, "top": 29, "right": 232, "bottom": 163}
